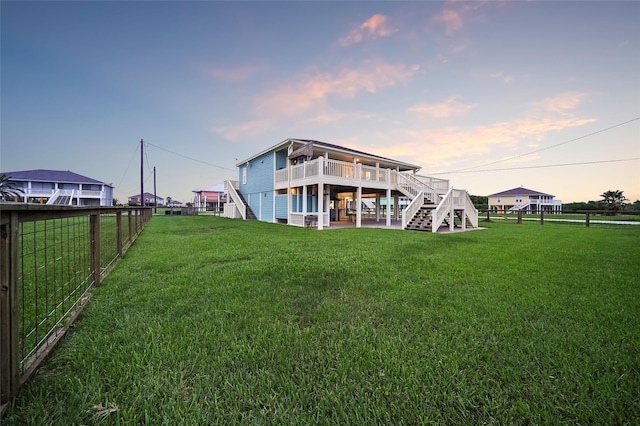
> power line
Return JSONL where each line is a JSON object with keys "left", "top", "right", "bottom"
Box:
{"left": 440, "top": 157, "right": 639, "bottom": 174}
{"left": 146, "top": 142, "right": 236, "bottom": 172}
{"left": 440, "top": 117, "right": 640, "bottom": 174}
{"left": 114, "top": 143, "right": 140, "bottom": 193}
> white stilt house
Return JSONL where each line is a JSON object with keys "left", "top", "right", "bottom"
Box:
{"left": 224, "top": 139, "right": 478, "bottom": 232}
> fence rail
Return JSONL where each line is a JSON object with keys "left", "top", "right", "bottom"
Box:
{"left": 481, "top": 209, "right": 640, "bottom": 227}
{"left": 0, "top": 205, "right": 151, "bottom": 413}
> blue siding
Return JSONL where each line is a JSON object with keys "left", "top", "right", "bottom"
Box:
{"left": 239, "top": 151, "right": 275, "bottom": 222}
{"left": 275, "top": 149, "right": 288, "bottom": 170}
{"left": 275, "top": 194, "right": 288, "bottom": 219}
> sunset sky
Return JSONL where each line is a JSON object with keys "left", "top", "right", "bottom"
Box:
{"left": 2, "top": 1, "right": 639, "bottom": 204}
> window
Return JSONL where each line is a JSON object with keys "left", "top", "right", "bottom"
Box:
{"left": 242, "top": 167, "right": 247, "bottom": 185}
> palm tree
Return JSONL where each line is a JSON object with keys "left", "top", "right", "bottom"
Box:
{"left": 0, "top": 173, "right": 24, "bottom": 201}
{"left": 600, "top": 190, "right": 628, "bottom": 215}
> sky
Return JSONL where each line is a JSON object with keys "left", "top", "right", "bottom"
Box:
{"left": 1, "top": 0, "right": 639, "bottom": 204}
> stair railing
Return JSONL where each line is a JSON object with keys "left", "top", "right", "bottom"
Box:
{"left": 45, "top": 190, "right": 61, "bottom": 205}
{"left": 402, "top": 191, "right": 424, "bottom": 230}
{"left": 224, "top": 180, "right": 246, "bottom": 220}
{"left": 462, "top": 191, "right": 478, "bottom": 228}
{"left": 432, "top": 187, "right": 454, "bottom": 232}
{"left": 394, "top": 172, "right": 438, "bottom": 203}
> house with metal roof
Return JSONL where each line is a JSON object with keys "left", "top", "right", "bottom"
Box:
{"left": 224, "top": 138, "right": 478, "bottom": 232}
{"left": 2, "top": 169, "right": 113, "bottom": 206}
{"left": 193, "top": 183, "right": 226, "bottom": 212}
{"left": 488, "top": 186, "right": 562, "bottom": 214}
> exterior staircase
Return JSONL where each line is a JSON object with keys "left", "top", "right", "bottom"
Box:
{"left": 404, "top": 205, "right": 437, "bottom": 231}
{"left": 402, "top": 187, "right": 479, "bottom": 232}
{"left": 234, "top": 191, "right": 257, "bottom": 220}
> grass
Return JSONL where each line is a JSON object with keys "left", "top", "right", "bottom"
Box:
{"left": 5, "top": 216, "right": 640, "bottom": 424}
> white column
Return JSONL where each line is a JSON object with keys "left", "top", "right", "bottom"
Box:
{"left": 449, "top": 196, "right": 454, "bottom": 231}
{"left": 394, "top": 194, "right": 399, "bottom": 220}
{"left": 325, "top": 184, "right": 331, "bottom": 227}
{"left": 386, "top": 187, "right": 392, "bottom": 226}
{"left": 302, "top": 185, "right": 307, "bottom": 218}
{"left": 356, "top": 186, "right": 362, "bottom": 228}
{"left": 375, "top": 194, "right": 381, "bottom": 222}
{"left": 318, "top": 183, "right": 324, "bottom": 230}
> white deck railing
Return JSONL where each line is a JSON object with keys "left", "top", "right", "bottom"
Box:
{"left": 432, "top": 188, "right": 454, "bottom": 232}
{"left": 285, "top": 157, "right": 431, "bottom": 191}
{"left": 402, "top": 191, "right": 424, "bottom": 230}
{"left": 431, "top": 188, "right": 478, "bottom": 232}
{"left": 275, "top": 169, "right": 288, "bottom": 184}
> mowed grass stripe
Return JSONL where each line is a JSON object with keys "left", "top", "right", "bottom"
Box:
{"left": 6, "top": 216, "right": 640, "bottom": 424}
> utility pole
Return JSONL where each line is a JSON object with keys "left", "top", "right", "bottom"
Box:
{"left": 140, "top": 139, "right": 144, "bottom": 207}
{"left": 153, "top": 166, "right": 157, "bottom": 214}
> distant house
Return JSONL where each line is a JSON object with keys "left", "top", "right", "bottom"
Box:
{"left": 2, "top": 169, "right": 113, "bottom": 206}
{"left": 128, "top": 192, "right": 164, "bottom": 206}
{"left": 488, "top": 187, "right": 562, "bottom": 214}
{"left": 166, "top": 199, "right": 182, "bottom": 208}
{"left": 193, "top": 183, "right": 226, "bottom": 212}
{"left": 224, "top": 138, "right": 478, "bottom": 232}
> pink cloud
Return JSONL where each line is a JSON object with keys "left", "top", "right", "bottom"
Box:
{"left": 255, "top": 60, "right": 420, "bottom": 116}
{"left": 407, "top": 96, "right": 475, "bottom": 118}
{"left": 432, "top": 1, "right": 495, "bottom": 36}
{"left": 534, "top": 92, "right": 588, "bottom": 113}
{"left": 213, "top": 60, "right": 420, "bottom": 140}
{"left": 433, "top": 9, "right": 463, "bottom": 35}
{"left": 368, "top": 93, "right": 595, "bottom": 169}
{"left": 339, "top": 14, "right": 396, "bottom": 46}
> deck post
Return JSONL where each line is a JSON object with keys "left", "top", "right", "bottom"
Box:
{"left": 318, "top": 183, "right": 324, "bottom": 230}
{"left": 394, "top": 194, "right": 399, "bottom": 220}
{"left": 302, "top": 185, "right": 308, "bottom": 224}
{"left": 386, "top": 187, "right": 392, "bottom": 226}
{"left": 356, "top": 186, "right": 362, "bottom": 228}
{"left": 449, "top": 195, "right": 454, "bottom": 232}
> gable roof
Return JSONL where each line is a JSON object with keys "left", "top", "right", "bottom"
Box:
{"left": 488, "top": 187, "right": 554, "bottom": 197}
{"left": 4, "top": 169, "right": 111, "bottom": 186}
{"left": 237, "top": 138, "right": 421, "bottom": 172}
{"left": 128, "top": 192, "right": 164, "bottom": 200}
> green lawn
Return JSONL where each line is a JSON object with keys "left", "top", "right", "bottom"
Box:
{"left": 6, "top": 216, "right": 640, "bottom": 424}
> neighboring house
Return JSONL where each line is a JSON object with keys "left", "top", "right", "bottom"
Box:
{"left": 193, "top": 183, "right": 227, "bottom": 211}
{"left": 224, "top": 138, "right": 478, "bottom": 232}
{"left": 166, "top": 200, "right": 182, "bottom": 208}
{"left": 488, "top": 187, "right": 562, "bottom": 214}
{"left": 2, "top": 169, "right": 113, "bottom": 206}
{"left": 128, "top": 192, "right": 164, "bottom": 206}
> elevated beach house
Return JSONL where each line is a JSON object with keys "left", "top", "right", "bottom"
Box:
{"left": 224, "top": 139, "right": 478, "bottom": 232}
{"left": 2, "top": 169, "right": 113, "bottom": 206}
{"left": 193, "top": 183, "right": 226, "bottom": 212}
{"left": 488, "top": 187, "right": 562, "bottom": 214}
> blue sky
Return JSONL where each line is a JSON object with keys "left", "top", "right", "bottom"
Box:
{"left": 2, "top": 1, "right": 638, "bottom": 204}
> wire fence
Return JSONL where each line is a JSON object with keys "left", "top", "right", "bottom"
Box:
{"left": 479, "top": 210, "right": 640, "bottom": 229}
{"left": 1, "top": 205, "right": 151, "bottom": 413}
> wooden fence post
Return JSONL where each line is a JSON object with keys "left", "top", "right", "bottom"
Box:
{"left": 128, "top": 210, "right": 133, "bottom": 245}
{"left": 0, "top": 213, "right": 19, "bottom": 407}
{"left": 90, "top": 213, "right": 101, "bottom": 286}
{"left": 585, "top": 212, "right": 590, "bottom": 228}
{"left": 116, "top": 211, "right": 123, "bottom": 258}
{"left": 517, "top": 210, "right": 523, "bottom": 224}
{"left": 540, "top": 211, "right": 544, "bottom": 225}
